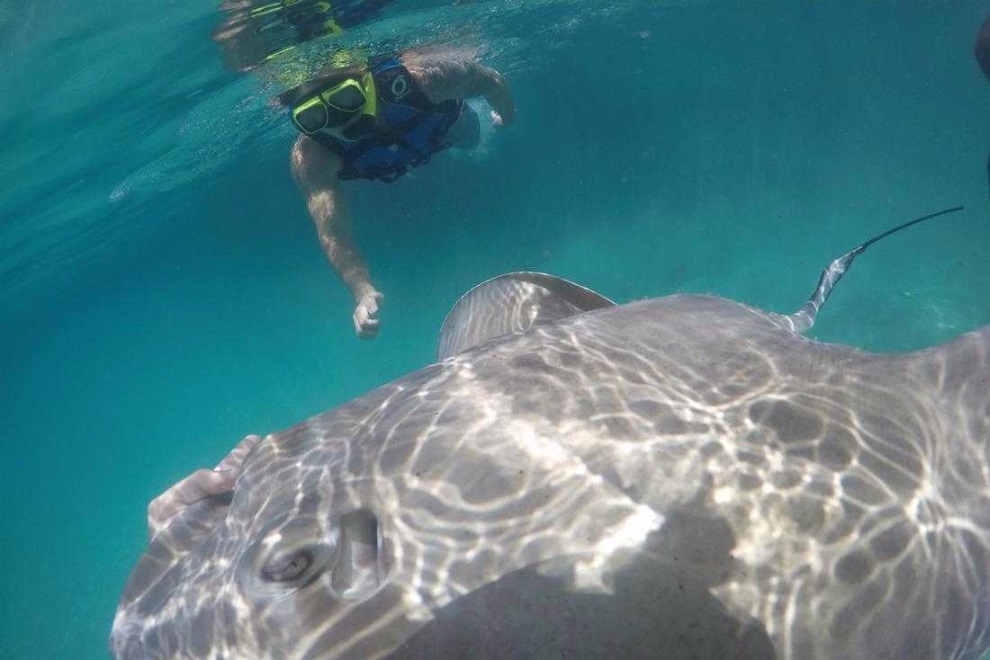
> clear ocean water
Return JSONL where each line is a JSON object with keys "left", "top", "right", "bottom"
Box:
{"left": 2, "top": 0, "right": 990, "bottom": 657}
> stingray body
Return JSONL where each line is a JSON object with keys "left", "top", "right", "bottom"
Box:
{"left": 111, "top": 213, "right": 990, "bottom": 659}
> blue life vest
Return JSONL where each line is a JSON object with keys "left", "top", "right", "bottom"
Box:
{"left": 308, "top": 57, "right": 463, "bottom": 183}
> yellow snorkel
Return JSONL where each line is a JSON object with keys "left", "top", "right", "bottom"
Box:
{"left": 359, "top": 71, "right": 377, "bottom": 118}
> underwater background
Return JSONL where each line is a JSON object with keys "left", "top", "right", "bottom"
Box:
{"left": 2, "top": 0, "right": 990, "bottom": 657}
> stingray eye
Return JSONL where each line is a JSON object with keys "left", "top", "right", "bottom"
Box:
{"left": 261, "top": 550, "right": 314, "bottom": 583}
{"left": 243, "top": 520, "right": 339, "bottom": 596}
{"left": 252, "top": 539, "right": 336, "bottom": 592}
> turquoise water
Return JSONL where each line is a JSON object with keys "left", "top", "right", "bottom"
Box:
{"left": 2, "top": 1, "right": 990, "bottom": 657}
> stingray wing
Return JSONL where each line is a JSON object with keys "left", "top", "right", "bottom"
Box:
{"left": 437, "top": 272, "right": 615, "bottom": 360}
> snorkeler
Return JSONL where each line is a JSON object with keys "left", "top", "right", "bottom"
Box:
{"left": 975, "top": 16, "right": 990, "bottom": 81}
{"left": 974, "top": 16, "right": 990, "bottom": 195}
{"left": 283, "top": 48, "right": 515, "bottom": 338}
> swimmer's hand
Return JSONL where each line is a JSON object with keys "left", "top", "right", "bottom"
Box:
{"left": 353, "top": 290, "right": 384, "bottom": 339}
{"left": 490, "top": 110, "right": 504, "bottom": 128}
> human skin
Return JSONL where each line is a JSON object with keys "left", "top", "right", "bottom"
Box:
{"left": 290, "top": 50, "right": 515, "bottom": 339}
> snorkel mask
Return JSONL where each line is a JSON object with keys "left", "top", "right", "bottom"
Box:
{"left": 291, "top": 72, "right": 377, "bottom": 140}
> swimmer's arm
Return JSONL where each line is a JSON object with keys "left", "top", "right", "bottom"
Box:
{"left": 290, "top": 136, "right": 377, "bottom": 302}
{"left": 404, "top": 55, "right": 516, "bottom": 124}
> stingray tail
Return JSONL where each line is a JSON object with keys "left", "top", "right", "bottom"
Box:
{"left": 776, "top": 205, "right": 965, "bottom": 334}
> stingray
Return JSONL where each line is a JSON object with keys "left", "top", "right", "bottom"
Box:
{"left": 110, "top": 206, "right": 990, "bottom": 659}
